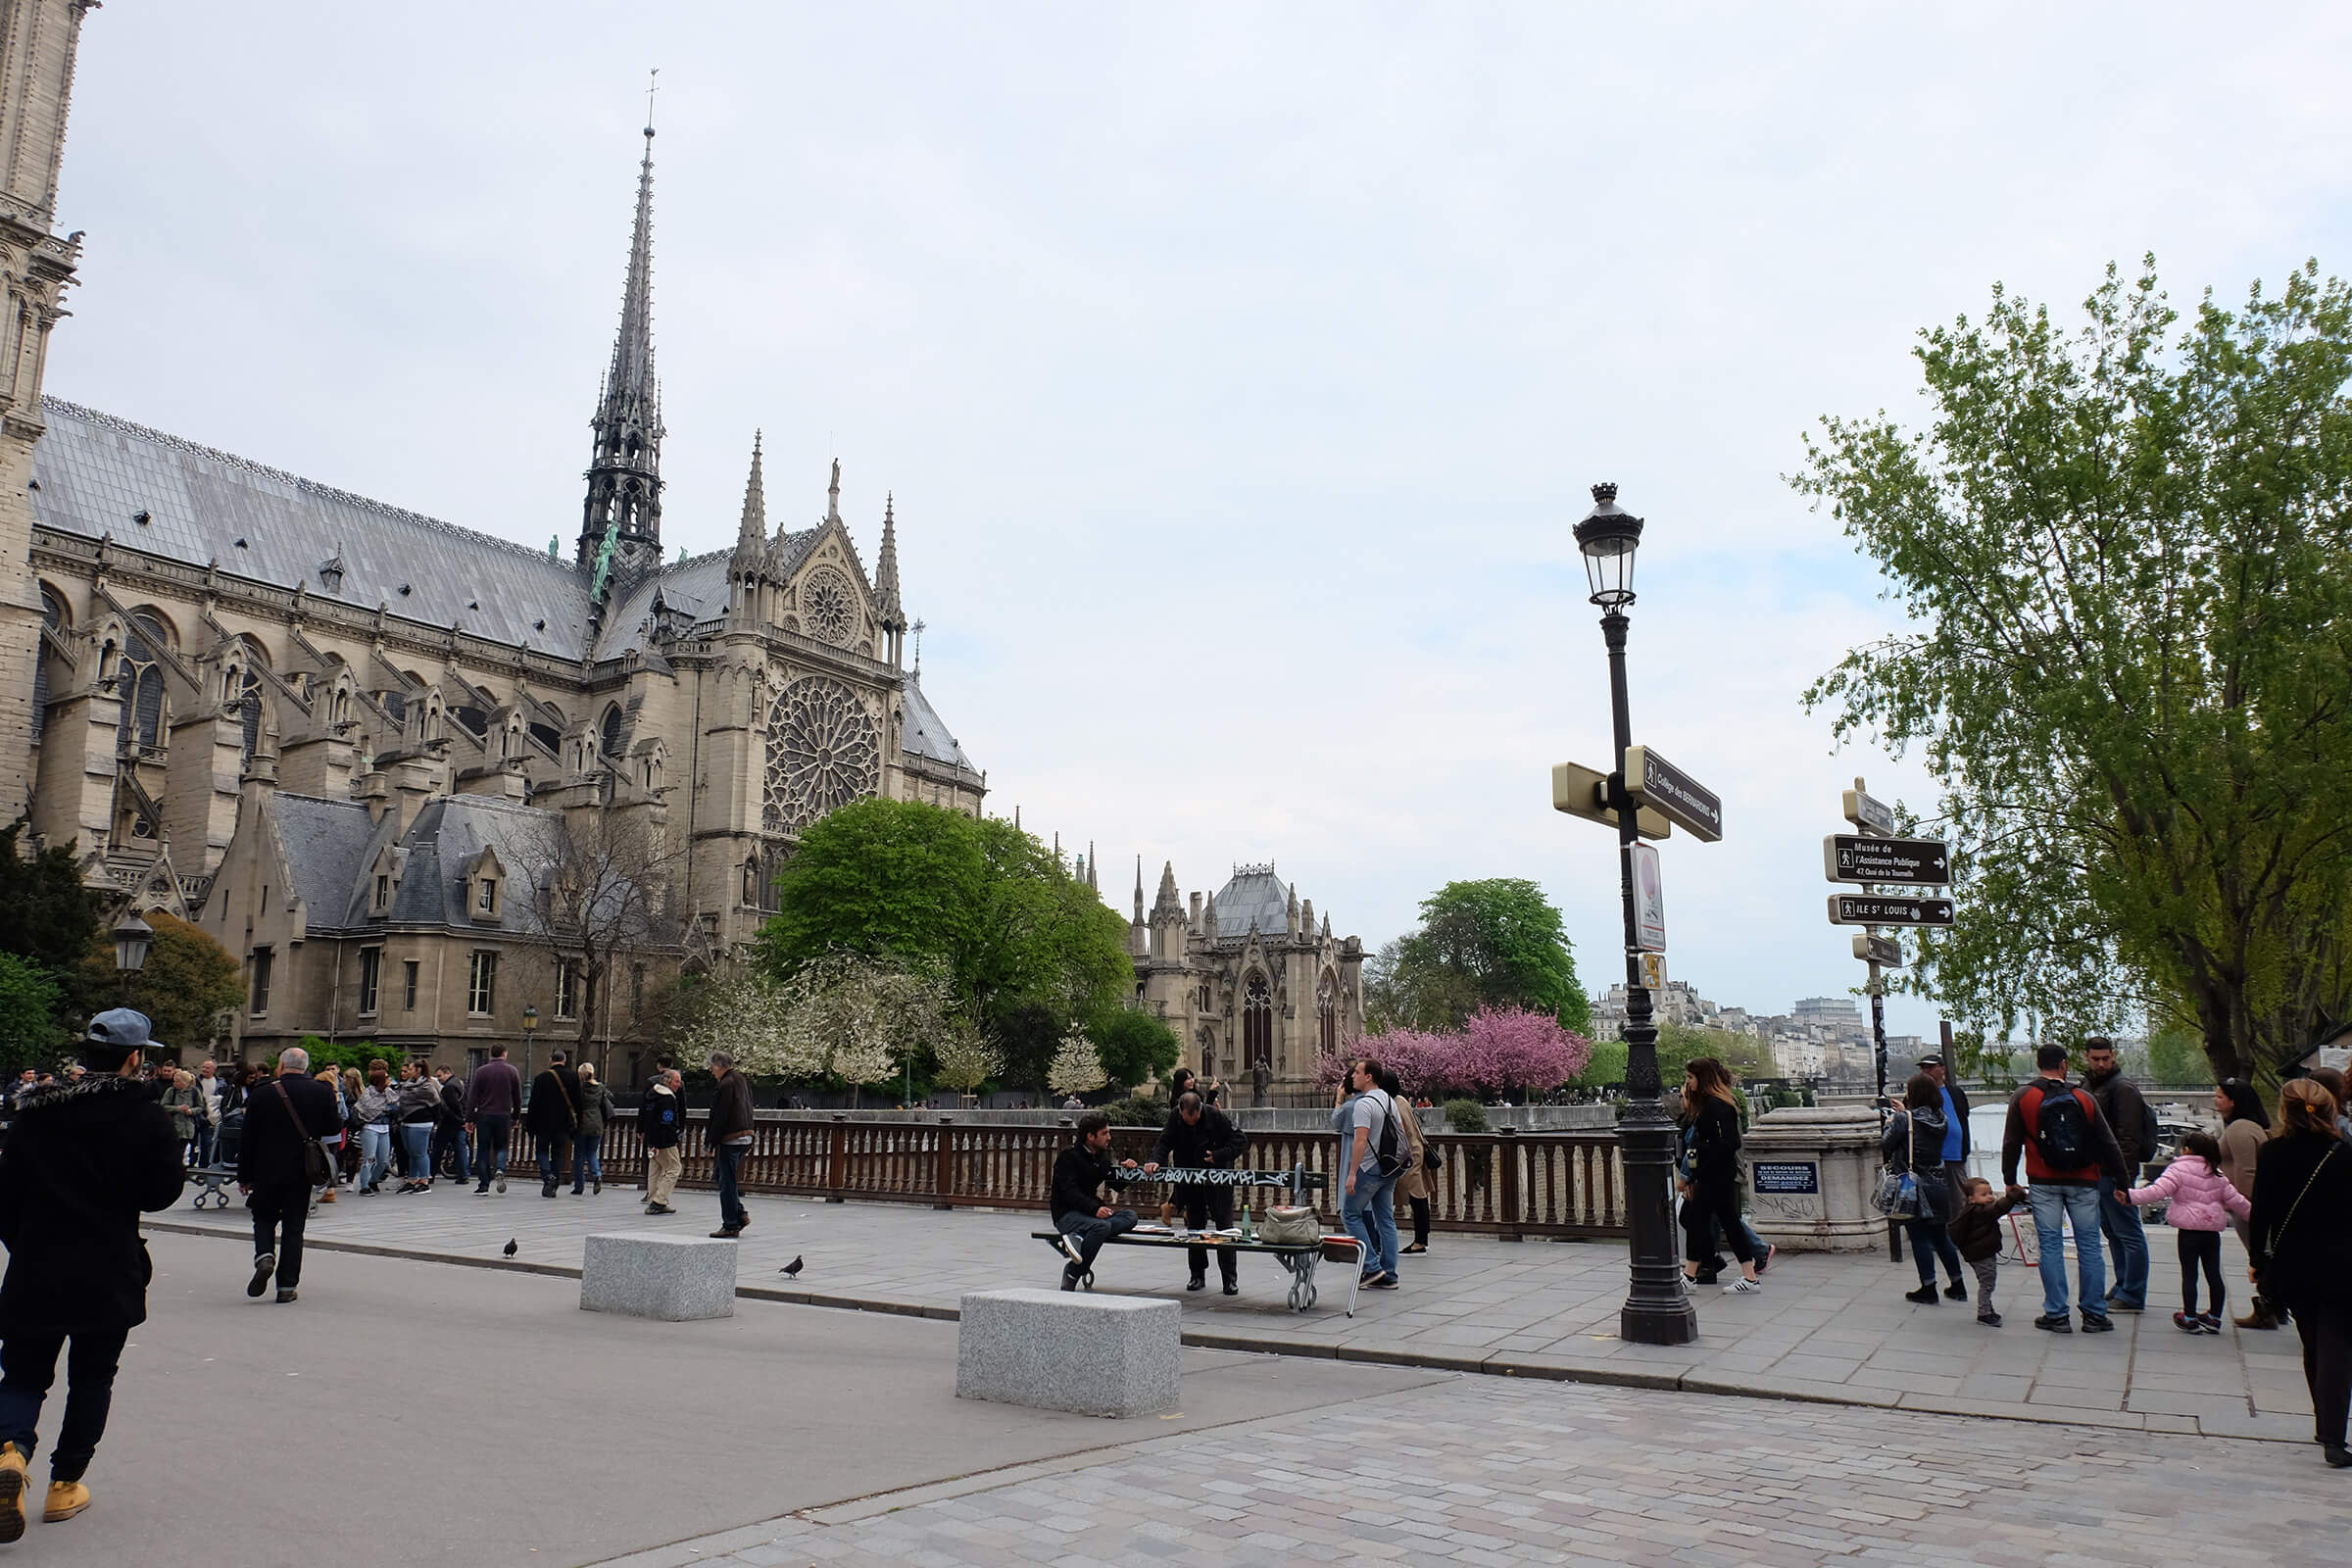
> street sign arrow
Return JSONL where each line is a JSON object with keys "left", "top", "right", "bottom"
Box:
{"left": 1851, "top": 932, "right": 1904, "bottom": 966}
{"left": 1549, "top": 761, "right": 1671, "bottom": 839}
{"left": 1827, "top": 894, "right": 1954, "bottom": 927}
{"left": 1842, "top": 787, "right": 1895, "bottom": 836}
{"left": 1624, "top": 745, "right": 1723, "bottom": 843}
{"left": 1823, "top": 834, "right": 1950, "bottom": 886}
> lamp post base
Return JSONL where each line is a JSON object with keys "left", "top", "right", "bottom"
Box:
{"left": 1616, "top": 1102, "right": 1698, "bottom": 1346}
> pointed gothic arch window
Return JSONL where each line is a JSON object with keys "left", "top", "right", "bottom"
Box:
{"left": 33, "top": 586, "right": 66, "bottom": 742}
{"left": 1243, "top": 971, "right": 1272, "bottom": 1075}
{"left": 116, "top": 611, "right": 170, "bottom": 754}
{"left": 1317, "top": 971, "right": 1337, "bottom": 1058}
{"left": 600, "top": 705, "right": 623, "bottom": 758}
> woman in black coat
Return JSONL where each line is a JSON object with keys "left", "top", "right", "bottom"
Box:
{"left": 1884, "top": 1073, "right": 1968, "bottom": 1305}
{"left": 0, "top": 1014, "right": 186, "bottom": 1523}
{"left": 2247, "top": 1078, "right": 2352, "bottom": 1468}
{"left": 1678, "top": 1057, "right": 1761, "bottom": 1294}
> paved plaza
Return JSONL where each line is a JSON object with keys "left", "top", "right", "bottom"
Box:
{"left": 155, "top": 1180, "right": 2316, "bottom": 1442}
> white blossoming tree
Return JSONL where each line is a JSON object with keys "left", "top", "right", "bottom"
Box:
{"left": 1047, "top": 1026, "right": 1105, "bottom": 1098}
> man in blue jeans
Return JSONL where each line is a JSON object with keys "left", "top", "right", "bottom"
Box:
{"left": 2002, "top": 1043, "right": 2128, "bottom": 1333}
{"left": 2082, "top": 1038, "right": 2152, "bottom": 1314}
{"left": 1336, "top": 1057, "right": 1401, "bottom": 1289}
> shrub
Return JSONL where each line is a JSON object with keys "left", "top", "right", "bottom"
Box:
{"left": 1444, "top": 1098, "right": 1488, "bottom": 1133}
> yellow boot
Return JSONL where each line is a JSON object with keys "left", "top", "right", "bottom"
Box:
{"left": 0, "top": 1442, "right": 24, "bottom": 1543}
{"left": 43, "top": 1479, "right": 89, "bottom": 1523}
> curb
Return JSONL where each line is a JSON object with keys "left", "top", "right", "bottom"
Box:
{"left": 145, "top": 1218, "right": 2312, "bottom": 1445}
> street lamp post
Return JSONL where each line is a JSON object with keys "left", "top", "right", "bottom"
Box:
{"left": 111, "top": 910, "right": 153, "bottom": 1005}
{"left": 1573, "top": 483, "right": 1698, "bottom": 1347}
{"left": 522, "top": 1004, "right": 539, "bottom": 1088}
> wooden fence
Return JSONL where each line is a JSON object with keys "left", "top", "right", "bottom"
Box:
{"left": 514, "top": 1111, "right": 1627, "bottom": 1240}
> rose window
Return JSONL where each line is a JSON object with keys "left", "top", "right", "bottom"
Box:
{"left": 763, "top": 676, "right": 880, "bottom": 832}
{"left": 801, "top": 567, "right": 856, "bottom": 647}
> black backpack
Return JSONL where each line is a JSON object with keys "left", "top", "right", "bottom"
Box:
{"left": 1369, "top": 1091, "right": 1408, "bottom": 1179}
{"left": 2033, "top": 1084, "right": 2093, "bottom": 1170}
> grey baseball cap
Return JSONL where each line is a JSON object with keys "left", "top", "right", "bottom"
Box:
{"left": 85, "top": 1007, "right": 163, "bottom": 1052}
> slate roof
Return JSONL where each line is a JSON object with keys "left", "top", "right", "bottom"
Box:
{"left": 1212, "top": 867, "right": 1293, "bottom": 937}
{"left": 30, "top": 398, "right": 596, "bottom": 658}
{"left": 383, "top": 795, "right": 561, "bottom": 929}
{"left": 900, "top": 669, "right": 977, "bottom": 771}
{"left": 271, "top": 792, "right": 389, "bottom": 930}
{"left": 593, "top": 550, "right": 733, "bottom": 659}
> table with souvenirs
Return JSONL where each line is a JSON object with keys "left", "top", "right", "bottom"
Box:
{"left": 1032, "top": 1165, "right": 1364, "bottom": 1314}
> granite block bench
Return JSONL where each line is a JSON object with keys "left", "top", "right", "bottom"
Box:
{"left": 956, "top": 1288, "right": 1180, "bottom": 1417}
{"left": 579, "top": 1232, "right": 737, "bottom": 1321}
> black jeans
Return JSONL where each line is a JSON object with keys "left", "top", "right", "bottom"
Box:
{"left": 251, "top": 1179, "right": 312, "bottom": 1287}
{"left": 2179, "top": 1229, "right": 2225, "bottom": 1317}
{"left": 1408, "top": 1195, "right": 1432, "bottom": 1248}
{"left": 2292, "top": 1298, "right": 2352, "bottom": 1449}
{"left": 1180, "top": 1185, "right": 1236, "bottom": 1284}
{"left": 537, "top": 1131, "right": 571, "bottom": 1193}
{"left": 471, "top": 1113, "right": 511, "bottom": 1190}
{"left": 0, "top": 1328, "right": 129, "bottom": 1483}
{"left": 1681, "top": 1178, "right": 1754, "bottom": 1266}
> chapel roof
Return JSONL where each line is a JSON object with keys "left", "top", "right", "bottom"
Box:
{"left": 1211, "top": 865, "right": 1293, "bottom": 937}
{"left": 271, "top": 792, "right": 390, "bottom": 928}
{"left": 30, "top": 398, "right": 596, "bottom": 658}
{"left": 900, "top": 669, "right": 976, "bottom": 770}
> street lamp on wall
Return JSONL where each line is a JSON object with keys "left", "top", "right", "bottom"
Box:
{"left": 1572, "top": 481, "right": 1697, "bottom": 1347}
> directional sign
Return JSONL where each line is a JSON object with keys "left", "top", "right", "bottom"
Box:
{"left": 1549, "top": 761, "right": 1672, "bottom": 839}
{"left": 1823, "top": 834, "right": 1950, "bottom": 886}
{"left": 1842, "top": 787, "right": 1895, "bottom": 837}
{"left": 1827, "top": 894, "right": 1954, "bottom": 927}
{"left": 1624, "top": 746, "right": 1723, "bottom": 843}
{"left": 1851, "top": 932, "right": 1904, "bottom": 966}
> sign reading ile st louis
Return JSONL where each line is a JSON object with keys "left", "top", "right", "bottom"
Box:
{"left": 1827, "top": 894, "right": 1954, "bottom": 927}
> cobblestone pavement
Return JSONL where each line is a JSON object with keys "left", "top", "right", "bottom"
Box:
{"left": 155, "top": 1178, "right": 2315, "bottom": 1441}
{"left": 604, "top": 1374, "right": 2345, "bottom": 1568}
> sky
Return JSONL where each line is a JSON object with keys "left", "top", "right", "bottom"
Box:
{"left": 44, "top": 3, "right": 2352, "bottom": 1038}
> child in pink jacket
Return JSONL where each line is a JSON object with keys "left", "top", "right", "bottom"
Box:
{"left": 2126, "top": 1131, "right": 2251, "bottom": 1335}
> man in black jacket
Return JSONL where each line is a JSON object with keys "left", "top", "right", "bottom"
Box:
{"left": 1049, "top": 1114, "right": 1155, "bottom": 1290}
{"left": 431, "top": 1065, "right": 469, "bottom": 1187}
{"left": 2083, "top": 1037, "right": 2154, "bottom": 1315}
{"left": 528, "top": 1052, "right": 582, "bottom": 1198}
{"left": 237, "top": 1045, "right": 341, "bottom": 1305}
{"left": 640, "top": 1069, "right": 686, "bottom": 1215}
{"left": 1153, "top": 1092, "right": 1249, "bottom": 1295}
{"left": 0, "top": 1008, "right": 186, "bottom": 1535}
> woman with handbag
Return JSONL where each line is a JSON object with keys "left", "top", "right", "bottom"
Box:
{"left": 1885, "top": 1073, "right": 1969, "bottom": 1305}
{"left": 2246, "top": 1078, "right": 2352, "bottom": 1468}
{"left": 1679, "top": 1058, "right": 1761, "bottom": 1295}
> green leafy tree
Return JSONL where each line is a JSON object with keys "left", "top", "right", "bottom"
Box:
{"left": 1090, "top": 1005, "right": 1180, "bottom": 1093}
{"left": 1367, "top": 879, "right": 1591, "bottom": 1034}
{"left": 1573, "top": 1037, "right": 1629, "bottom": 1090}
{"left": 75, "top": 910, "right": 243, "bottom": 1053}
{"left": 0, "top": 819, "right": 104, "bottom": 988}
{"left": 759, "top": 801, "right": 1134, "bottom": 1091}
{"left": 1797, "top": 260, "right": 2352, "bottom": 1083}
{"left": 0, "top": 954, "right": 67, "bottom": 1074}
{"left": 2146, "top": 1023, "right": 2212, "bottom": 1086}
{"left": 1653, "top": 1021, "right": 1773, "bottom": 1085}
{"left": 295, "top": 1037, "right": 385, "bottom": 1076}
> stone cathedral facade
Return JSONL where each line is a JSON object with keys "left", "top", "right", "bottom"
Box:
{"left": 0, "top": 20, "right": 987, "bottom": 1072}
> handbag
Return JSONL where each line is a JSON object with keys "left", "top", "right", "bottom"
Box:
{"left": 1258, "top": 1205, "right": 1321, "bottom": 1246}
{"left": 1870, "top": 1166, "right": 1919, "bottom": 1218}
{"left": 273, "top": 1080, "right": 334, "bottom": 1190}
{"left": 2255, "top": 1145, "right": 2336, "bottom": 1304}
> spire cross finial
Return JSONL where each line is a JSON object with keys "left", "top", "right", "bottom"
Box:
{"left": 645, "top": 68, "right": 659, "bottom": 135}
{"left": 911, "top": 617, "right": 926, "bottom": 674}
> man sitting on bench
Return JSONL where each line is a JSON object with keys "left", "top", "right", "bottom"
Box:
{"left": 1050, "top": 1113, "right": 1157, "bottom": 1290}
{"left": 1154, "top": 1090, "right": 1249, "bottom": 1295}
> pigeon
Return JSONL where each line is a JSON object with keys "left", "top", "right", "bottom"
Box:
{"left": 780, "top": 1255, "right": 803, "bottom": 1278}
{"left": 502, "top": 1239, "right": 518, "bottom": 1258}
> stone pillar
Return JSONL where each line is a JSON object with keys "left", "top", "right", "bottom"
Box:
{"left": 1740, "top": 1104, "right": 1886, "bottom": 1253}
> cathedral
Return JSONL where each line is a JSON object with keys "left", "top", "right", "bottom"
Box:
{"left": 0, "top": 7, "right": 986, "bottom": 1074}
{"left": 1129, "top": 859, "right": 1365, "bottom": 1107}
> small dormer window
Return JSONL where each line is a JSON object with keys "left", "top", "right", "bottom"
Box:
{"left": 478, "top": 879, "right": 497, "bottom": 914}
{"left": 374, "top": 873, "right": 390, "bottom": 909}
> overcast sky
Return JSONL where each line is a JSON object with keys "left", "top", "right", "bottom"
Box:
{"left": 47, "top": 4, "right": 2352, "bottom": 1038}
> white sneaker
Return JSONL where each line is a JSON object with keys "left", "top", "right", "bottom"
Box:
{"left": 1058, "top": 1233, "right": 1085, "bottom": 1266}
{"left": 1723, "top": 1277, "right": 1762, "bottom": 1295}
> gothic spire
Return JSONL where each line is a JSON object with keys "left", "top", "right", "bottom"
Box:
{"left": 734, "top": 431, "right": 765, "bottom": 562}
{"left": 875, "top": 492, "right": 904, "bottom": 622}
{"left": 1133, "top": 855, "right": 1146, "bottom": 925}
{"left": 826, "top": 459, "right": 842, "bottom": 524}
{"left": 578, "top": 111, "right": 666, "bottom": 577}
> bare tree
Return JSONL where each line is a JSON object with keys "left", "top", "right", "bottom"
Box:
{"left": 512, "top": 809, "right": 687, "bottom": 1081}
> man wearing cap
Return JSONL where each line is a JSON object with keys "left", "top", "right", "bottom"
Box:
{"left": 0, "top": 1008, "right": 186, "bottom": 1537}
{"left": 1919, "top": 1054, "right": 1973, "bottom": 1200}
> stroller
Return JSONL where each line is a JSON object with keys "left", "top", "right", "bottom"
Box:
{"left": 185, "top": 1109, "right": 243, "bottom": 1209}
